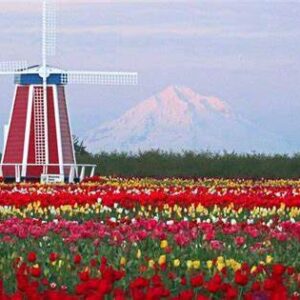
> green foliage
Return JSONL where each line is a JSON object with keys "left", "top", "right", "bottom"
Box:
{"left": 76, "top": 149, "right": 300, "bottom": 179}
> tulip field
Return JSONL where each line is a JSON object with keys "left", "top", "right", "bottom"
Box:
{"left": 0, "top": 177, "right": 299, "bottom": 299}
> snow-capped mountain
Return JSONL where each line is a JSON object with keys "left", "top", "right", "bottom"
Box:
{"left": 85, "top": 85, "right": 292, "bottom": 153}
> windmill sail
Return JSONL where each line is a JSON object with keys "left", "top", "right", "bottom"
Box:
{"left": 41, "top": 0, "right": 57, "bottom": 166}
{"left": 0, "top": 61, "right": 28, "bottom": 74}
{"left": 43, "top": 0, "right": 56, "bottom": 57}
{"left": 61, "top": 71, "right": 138, "bottom": 85}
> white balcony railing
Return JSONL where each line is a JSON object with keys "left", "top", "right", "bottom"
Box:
{"left": 0, "top": 163, "right": 96, "bottom": 183}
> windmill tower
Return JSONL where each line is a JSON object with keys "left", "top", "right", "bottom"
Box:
{"left": 0, "top": 1, "right": 138, "bottom": 182}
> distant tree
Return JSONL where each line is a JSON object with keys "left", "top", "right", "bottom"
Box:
{"left": 73, "top": 136, "right": 90, "bottom": 156}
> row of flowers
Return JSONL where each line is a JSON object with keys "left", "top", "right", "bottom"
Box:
{"left": 0, "top": 177, "right": 300, "bottom": 222}
{"left": 0, "top": 201, "right": 299, "bottom": 223}
{"left": 0, "top": 217, "right": 299, "bottom": 246}
{"left": 1, "top": 258, "right": 299, "bottom": 299}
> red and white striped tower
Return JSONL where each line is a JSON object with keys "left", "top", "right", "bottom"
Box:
{"left": 0, "top": 0, "right": 137, "bottom": 182}
{"left": 1, "top": 69, "right": 75, "bottom": 179}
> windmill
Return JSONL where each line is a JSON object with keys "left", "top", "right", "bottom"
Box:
{"left": 0, "top": 0, "right": 138, "bottom": 183}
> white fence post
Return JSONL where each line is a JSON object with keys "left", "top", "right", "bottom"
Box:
{"left": 80, "top": 166, "right": 85, "bottom": 182}
{"left": 69, "top": 166, "right": 75, "bottom": 183}
{"left": 90, "top": 166, "right": 95, "bottom": 177}
{"left": 15, "top": 165, "right": 21, "bottom": 183}
{"left": 75, "top": 165, "right": 79, "bottom": 178}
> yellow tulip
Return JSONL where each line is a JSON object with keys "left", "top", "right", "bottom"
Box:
{"left": 217, "top": 256, "right": 224, "bottom": 263}
{"left": 148, "top": 259, "right": 155, "bottom": 268}
{"left": 160, "top": 240, "right": 168, "bottom": 249}
{"left": 173, "top": 259, "right": 180, "bottom": 267}
{"left": 266, "top": 255, "right": 273, "bottom": 264}
{"left": 206, "top": 260, "right": 213, "bottom": 269}
{"left": 192, "top": 260, "right": 201, "bottom": 269}
{"left": 120, "top": 257, "right": 126, "bottom": 266}
{"left": 217, "top": 262, "right": 225, "bottom": 271}
{"left": 186, "top": 260, "right": 193, "bottom": 269}
{"left": 158, "top": 255, "right": 166, "bottom": 265}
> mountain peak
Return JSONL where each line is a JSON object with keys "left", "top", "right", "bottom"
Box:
{"left": 156, "top": 85, "right": 232, "bottom": 117}
{"left": 85, "top": 86, "right": 291, "bottom": 154}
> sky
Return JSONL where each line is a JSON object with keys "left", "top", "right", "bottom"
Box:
{"left": 0, "top": 0, "right": 299, "bottom": 152}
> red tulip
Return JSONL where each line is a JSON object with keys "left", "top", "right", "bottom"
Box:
{"left": 181, "top": 276, "right": 187, "bottom": 286}
{"left": 263, "top": 278, "right": 276, "bottom": 291}
{"left": 49, "top": 252, "right": 58, "bottom": 262}
{"left": 272, "top": 264, "right": 286, "bottom": 277}
{"left": 190, "top": 274, "right": 204, "bottom": 287}
{"left": 234, "top": 236, "right": 245, "bottom": 247}
{"left": 251, "top": 281, "right": 261, "bottom": 291}
{"left": 235, "top": 270, "right": 248, "bottom": 286}
{"left": 27, "top": 252, "right": 37, "bottom": 263}
{"left": 31, "top": 266, "right": 41, "bottom": 278}
{"left": 226, "top": 285, "right": 238, "bottom": 299}
{"left": 79, "top": 270, "right": 89, "bottom": 282}
{"left": 178, "top": 290, "right": 193, "bottom": 300}
{"left": 73, "top": 254, "right": 82, "bottom": 264}
{"left": 197, "top": 295, "right": 209, "bottom": 300}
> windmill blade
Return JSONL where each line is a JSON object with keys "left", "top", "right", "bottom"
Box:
{"left": 41, "top": 0, "right": 56, "bottom": 166}
{"left": 0, "top": 61, "right": 28, "bottom": 73}
{"left": 43, "top": 0, "right": 56, "bottom": 57}
{"left": 61, "top": 71, "right": 138, "bottom": 85}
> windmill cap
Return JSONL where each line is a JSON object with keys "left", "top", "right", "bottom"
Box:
{"left": 14, "top": 65, "right": 67, "bottom": 85}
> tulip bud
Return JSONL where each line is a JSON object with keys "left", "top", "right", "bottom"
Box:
{"left": 160, "top": 240, "right": 168, "bottom": 249}
{"left": 173, "top": 259, "right": 180, "bottom": 267}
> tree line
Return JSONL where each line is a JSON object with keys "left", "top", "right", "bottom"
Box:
{"left": 74, "top": 139, "right": 300, "bottom": 179}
